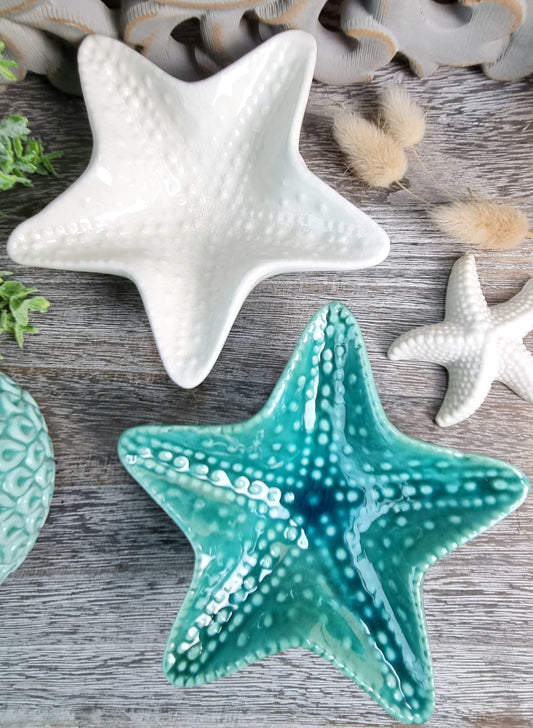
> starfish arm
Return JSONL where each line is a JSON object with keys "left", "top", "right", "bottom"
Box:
{"left": 444, "top": 255, "right": 490, "bottom": 327}
{"left": 361, "top": 441, "right": 529, "bottom": 582}
{"left": 388, "top": 322, "right": 466, "bottom": 365}
{"left": 132, "top": 262, "right": 263, "bottom": 389}
{"left": 498, "top": 341, "right": 533, "bottom": 403}
{"left": 355, "top": 441, "right": 528, "bottom": 699}
{"left": 118, "top": 420, "right": 302, "bottom": 551}
{"left": 118, "top": 422, "right": 284, "bottom": 520}
{"left": 8, "top": 35, "right": 193, "bottom": 268}
{"left": 435, "top": 355, "right": 499, "bottom": 427}
{"left": 76, "top": 35, "right": 188, "bottom": 163}
{"left": 305, "top": 573, "right": 435, "bottom": 724}
{"left": 162, "top": 557, "right": 303, "bottom": 687}
{"left": 196, "top": 31, "right": 389, "bottom": 273}
{"left": 490, "top": 279, "right": 533, "bottom": 338}
{"left": 246, "top": 165, "right": 389, "bottom": 272}
{"left": 260, "top": 304, "right": 393, "bottom": 439}
{"left": 119, "top": 424, "right": 298, "bottom": 684}
{"left": 197, "top": 30, "right": 317, "bottom": 177}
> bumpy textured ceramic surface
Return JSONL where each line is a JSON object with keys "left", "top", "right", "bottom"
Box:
{"left": 0, "top": 371, "right": 55, "bottom": 584}
{"left": 7, "top": 31, "right": 389, "bottom": 389}
{"left": 119, "top": 302, "right": 529, "bottom": 725}
{"left": 389, "top": 254, "right": 533, "bottom": 427}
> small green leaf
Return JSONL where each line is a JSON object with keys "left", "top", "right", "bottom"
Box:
{"left": 0, "top": 115, "right": 29, "bottom": 139}
{"left": 0, "top": 170, "right": 30, "bottom": 191}
{"left": 14, "top": 323, "right": 25, "bottom": 348}
{"left": 0, "top": 280, "right": 31, "bottom": 298}
{"left": 0, "top": 41, "right": 17, "bottom": 82}
{"left": 0, "top": 66, "right": 17, "bottom": 83}
{"left": 10, "top": 301, "right": 30, "bottom": 326}
{"left": 0, "top": 273, "right": 50, "bottom": 356}
{"left": 0, "top": 113, "right": 61, "bottom": 196}
{"left": 36, "top": 150, "right": 62, "bottom": 176}
{"left": 12, "top": 136, "right": 23, "bottom": 158}
{"left": 26, "top": 297, "right": 50, "bottom": 313}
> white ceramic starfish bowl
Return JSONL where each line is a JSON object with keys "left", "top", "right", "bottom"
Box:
{"left": 8, "top": 31, "right": 389, "bottom": 388}
{"left": 389, "top": 254, "right": 533, "bottom": 427}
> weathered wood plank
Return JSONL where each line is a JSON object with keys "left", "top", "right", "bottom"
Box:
{"left": 0, "top": 60, "right": 532, "bottom": 728}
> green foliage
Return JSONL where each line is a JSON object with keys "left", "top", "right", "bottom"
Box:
{"left": 0, "top": 271, "right": 50, "bottom": 358}
{"left": 0, "top": 48, "right": 52, "bottom": 357}
{"left": 0, "top": 115, "right": 62, "bottom": 193}
{"left": 0, "top": 41, "right": 17, "bottom": 82}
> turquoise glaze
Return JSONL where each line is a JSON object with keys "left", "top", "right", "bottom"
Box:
{"left": 0, "top": 371, "right": 55, "bottom": 584}
{"left": 119, "top": 303, "right": 529, "bottom": 724}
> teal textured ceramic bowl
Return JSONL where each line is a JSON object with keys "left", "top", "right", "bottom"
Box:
{"left": 119, "top": 303, "right": 529, "bottom": 724}
{"left": 0, "top": 371, "right": 55, "bottom": 584}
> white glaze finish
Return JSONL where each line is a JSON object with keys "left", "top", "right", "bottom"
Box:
{"left": 388, "top": 255, "right": 533, "bottom": 427}
{"left": 7, "top": 31, "right": 389, "bottom": 389}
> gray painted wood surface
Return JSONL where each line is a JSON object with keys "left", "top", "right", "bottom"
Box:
{"left": 0, "top": 58, "right": 532, "bottom": 728}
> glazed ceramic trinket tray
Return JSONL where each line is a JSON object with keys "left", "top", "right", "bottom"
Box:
{"left": 119, "top": 303, "right": 529, "bottom": 725}
{"left": 8, "top": 30, "right": 389, "bottom": 388}
{"left": 0, "top": 371, "right": 55, "bottom": 584}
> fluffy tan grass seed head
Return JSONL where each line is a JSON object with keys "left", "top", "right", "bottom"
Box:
{"left": 333, "top": 111, "right": 408, "bottom": 188}
{"left": 433, "top": 200, "right": 530, "bottom": 250}
{"left": 380, "top": 85, "right": 426, "bottom": 148}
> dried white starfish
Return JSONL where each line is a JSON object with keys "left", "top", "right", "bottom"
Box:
{"left": 388, "top": 254, "right": 533, "bottom": 427}
{"left": 7, "top": 31, "right": 389, "bottom": 388}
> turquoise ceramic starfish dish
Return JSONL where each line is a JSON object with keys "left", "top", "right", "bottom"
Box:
{"left": 118, "top": 303, "right": 529, "bottom": 724}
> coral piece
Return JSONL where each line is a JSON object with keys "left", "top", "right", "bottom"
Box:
{"left": 257, "top": 0, "right": 396, "bottom": 84}
{"left": 0, "top": 371, "right": 55, "bottom": 585}
{"left": 0, "top": 0, "right": 118, "bottom": 93}
{"left": 123, "top": 0, "right": 531, "bottom": 84}
{"left": 388, "top": 255, "right": 533, "bottom": 427}
{"left": 8, "top": 32, "right": 389, "bottom": 389}
{"left": 484, "top": 0, "right": 533, "bottom": 79}
{"left": 122, "top": 0, "right": 258, "bottom": 80}
{"left": 342, "top": 0, "right": 523, "bottom": 78}
{"left": 119, "top": 302, "right": 530, "bottom": 724}
{"left": 0, "top": 1, "right": 531, "bottom": 88}
{"left": 122, "top": 0, "right": 396, "bottom": 84}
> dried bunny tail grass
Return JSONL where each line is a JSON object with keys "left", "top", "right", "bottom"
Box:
{"left": 433, "top": 200, "right": 532, "bottom": 250}
{"left": 333, "top": 111, "right": 407, "bottom": 188}
{"left": 379, "top": 85, "right": 426, "bottom": 148}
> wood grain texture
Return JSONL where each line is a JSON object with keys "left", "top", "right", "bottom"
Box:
{"left": 0, "top": 58, "right": 532, "bottom": 728}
